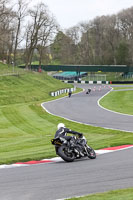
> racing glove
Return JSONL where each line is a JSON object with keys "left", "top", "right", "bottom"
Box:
{"left": 79, "top": 133, "right": 83, "bottom": 138}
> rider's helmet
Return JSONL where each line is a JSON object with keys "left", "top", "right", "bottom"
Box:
{"left": 57, "top": 123, "right": 65, "bottom": 130}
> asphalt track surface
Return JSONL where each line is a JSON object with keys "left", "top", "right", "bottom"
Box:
{"left": 0, "top": 84, "right": 133, "bottom": 200}
{"left": 0, "top": 149, "right": 133, "bottom": 200}
{"left": 43, "top": 84, "right": 133, "bottom": 132}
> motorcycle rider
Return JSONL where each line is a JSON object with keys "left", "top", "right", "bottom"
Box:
{"left": 86, "top": 88, "right": 91, "bottom": 94}
{"left": 55, "top": 123, "right": 83, "bottom": 139}
{"left": 68, "top": 90, "right": 72, "bottom": 97}
{"left": 55, "top": 123, "right": 84, "bottom": 156}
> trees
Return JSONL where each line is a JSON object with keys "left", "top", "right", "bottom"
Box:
{"left": 24, "top": 2, "right": 58, "bottom": 68}
{"left": 51, "top": 31, "right": 75, "bottom": 64}
{"left": 52, "top": 7, "right": 133, "bottom": 66}
{"left": 0, "top": 0, "right": 27, "bottom": 65}
{"left": 13, "top": 0, "right": 28, "bottom": 66}
{"left": 117, "top": 7, "right": 133, "bottom": 65}
{"left": 1, "top": 2, "right": 133, "bottom": 67}
{"left": 36, "top": 10, "right": 58, "bottom": 66}
{"left": 0, "top": 1, "right": 58, "bottom": 67}
{"left": 116, "top": 41, "right": 129, "bottom": 64}
{"left": 0, "top": 0, "right": 13, "bottom": 63}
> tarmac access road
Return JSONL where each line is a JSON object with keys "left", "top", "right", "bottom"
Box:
{"left": 0, "top": 84, "right": 133, "bottom": 200}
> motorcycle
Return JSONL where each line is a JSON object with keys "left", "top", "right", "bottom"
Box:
{"left": 51, "top": 135, "right": 96, "bottom": 162}
{"left": 68, "top": 91, "right": 72, "bottom": 97}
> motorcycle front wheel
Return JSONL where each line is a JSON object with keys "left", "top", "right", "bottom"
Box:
{"left": 58, "top": 145, "right": 75, "bottom": 162}
{"left": 86, "top": 146, "right": 96, "bottom": 159}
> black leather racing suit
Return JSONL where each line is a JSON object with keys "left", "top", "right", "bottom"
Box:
{"left": 54, "top": 127, "right": 83, "bottom": 155}
{"left": 55, "top": 127, "right": 82, "bottom": 140}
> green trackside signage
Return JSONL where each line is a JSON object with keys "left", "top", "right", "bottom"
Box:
{"left": 44, "top": 65, "right": 129, "bottom": 72}
{"left": 19, "top": 64, "right": 133, "bottom": 73}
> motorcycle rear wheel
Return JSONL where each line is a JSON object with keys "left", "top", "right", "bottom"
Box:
{"left": 58, "top": 145, "right": 75, "bottom": 162}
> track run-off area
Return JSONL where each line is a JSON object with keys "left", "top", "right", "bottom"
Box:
{"left": 0, "top": 84, "right": 133, "bottom": 200}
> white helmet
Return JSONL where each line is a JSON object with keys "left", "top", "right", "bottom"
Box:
{"left": 57, "top": 123, "right": 65, "bottom": 129}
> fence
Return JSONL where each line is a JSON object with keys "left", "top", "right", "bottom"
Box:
{"left": 51, "top": 87, "right": 76, "bottom": 96}
{"left": 84, "top": 74, "right": 106, "bottom": 81}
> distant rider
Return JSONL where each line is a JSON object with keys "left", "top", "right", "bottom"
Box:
{"left": 68, "top": 90, "right": 72, "bottom": 97}
{"left": 86, "top": 88, "right": 91, "bottom": 94}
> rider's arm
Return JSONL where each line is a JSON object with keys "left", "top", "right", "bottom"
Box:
{"left": 65, "top": 128, "right": 83, "bottom": 137}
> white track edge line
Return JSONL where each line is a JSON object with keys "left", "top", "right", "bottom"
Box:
{"left": 1, "top": 146, "right": 133, "bottom": 169}
{"left": 97, "top": 87, "right": 133, "bottom": 117}
{"left": 41, "top": 86, "right": 133, "bottom": 133}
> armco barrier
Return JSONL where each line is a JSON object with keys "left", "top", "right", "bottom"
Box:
{"left": 51, "top": 87, "right": 76, "bottom": 97}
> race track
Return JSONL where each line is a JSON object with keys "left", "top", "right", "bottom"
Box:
{"left": 42, "top": 84, "right": 133, "bottom": 132}
{"left": 0, "top": 84, "right": 133, "bottom": 200}
{"left": 0, "top": 148, "right": 133, "bottom": 200}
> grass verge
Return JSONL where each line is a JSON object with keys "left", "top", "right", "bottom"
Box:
{"left": 0, "top": 102, "right": 133, "bottom": 164}
{"left": 69, "top": 188, "right": 133, "bottom": 200}
{"left": 100, "top": 87, "right": 133, "bottom": 115}
{"left": 0, "top": 69, "right": 133, "bottom": 164}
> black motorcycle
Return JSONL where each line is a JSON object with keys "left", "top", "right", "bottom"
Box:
{"left": 51, "top": 135, "right": 96, "bottom": 162}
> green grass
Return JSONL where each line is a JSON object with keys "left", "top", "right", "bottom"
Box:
{"left": 1, "top": 103, "right": 133, "bottom": 164}
{"left": 0, "top": 68, "right": 78, "bottom": 164}
{"left": 0, "top": 62, "right": 25, "bottom": 75}
{"left": 0, "top": 71, "right": 74, "bottom": 105}
{"left": 0, "top": 64, "right": 133, "bottom": 165}
{"left": 69, "top": 188, "right": 133, "bottom": 200}
{"left": 113, "top": 86, "right": 133, "bottom": 90}
{"left": 0, "top": 63, "right": 133, "bottom": 199}
{"left": 100, "top": 88, "right": 133, "bottom": 115}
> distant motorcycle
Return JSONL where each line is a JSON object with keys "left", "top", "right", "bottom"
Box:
{"left": 51, "top": 135, "right": 96, "bottom": 162}
{"left": 86, "top": 88, "right": 91, "bottom": 94}
{"left": 68, "top": 91, "right": 72, "bottom": 97}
